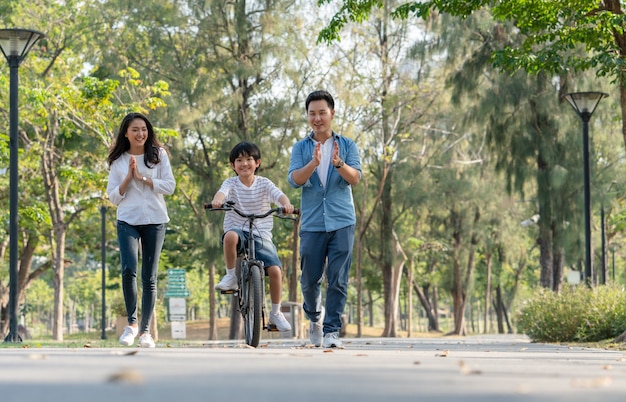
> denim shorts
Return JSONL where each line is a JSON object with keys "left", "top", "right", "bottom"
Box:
{"left": 222, "top": 229, "right": 282, "bottom": 269}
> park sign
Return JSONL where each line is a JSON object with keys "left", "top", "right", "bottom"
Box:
{"left": 167, "top": 268, "right": 186, "bottom": 277}
{"left": 164, "top": 290, "right": 190, "bottom": 298}
{"left": 165, "top": 269, "right": 189, "bottom": 298}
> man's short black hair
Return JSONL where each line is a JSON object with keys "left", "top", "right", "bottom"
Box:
{"left": 305, "top": 90, "right": 335, "bottom": 112}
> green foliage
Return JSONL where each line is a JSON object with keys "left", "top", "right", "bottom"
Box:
{"left": 517, "top": 285, "right": 626, "bottom": 342}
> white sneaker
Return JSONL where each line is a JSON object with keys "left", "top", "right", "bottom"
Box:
{"left": 119, "top": 325, "right": 138, "bottom": 346}
{"left": 323, "top": 332, "right": 343, "bottom": 349}
{"left": 308, "top": 307, "right": 324, "bottom": 347}
{"left": 269, "top": 311, "right": 292, "bottom": 332}
{"left": 138, "top": 333, "right": 156, "bottom": 348}
{"left": 216, "top": 273, "right": 238, "bottom": 291}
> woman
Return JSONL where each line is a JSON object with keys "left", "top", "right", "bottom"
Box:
{"left": 106, "top": 112, "right": 176, "bottom": 348}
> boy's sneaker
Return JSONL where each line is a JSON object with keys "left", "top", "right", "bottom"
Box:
{"left": 323, "top": 332, "right": 343, "bottom": 349}
{"left": 216, "top": 274, "right": 238, "bottom": 291}
{"left": 119, "top": 325, "right": 138, "bottom": 346}
{"left": 138, "top": 333, "right": 156, "bottom": 348}
{"left": 269, "top": 311, "right": 292, "bottom": 332}
{"left": 308, "top": 307, "right": 324, "bottom": 347}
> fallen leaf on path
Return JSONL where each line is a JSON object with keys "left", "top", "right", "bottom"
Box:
{"left": 27, "top": 353, "right": 47, "bottom": 360}
{"left": 107, "top": 369, "right": 144, "bottom": 384}
{"left": 459, "top": 360, "right": 482, "bottom": 375}
{"left": 570, "top": 376, "right": 612, "bottom": 388}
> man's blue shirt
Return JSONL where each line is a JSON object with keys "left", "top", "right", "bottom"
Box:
{"left": 288, "top": 132, "right": 361, "bottom": 232}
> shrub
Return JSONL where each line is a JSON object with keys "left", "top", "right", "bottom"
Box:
{"left": 516, "top": 285, "right": 626, "bottom": 342}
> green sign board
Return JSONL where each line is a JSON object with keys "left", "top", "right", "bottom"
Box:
{"left": 165, "top": 290, "right": 190, "bottom": 298}
{"left": 167, "top": 269, "right": 186, "bottom": 276}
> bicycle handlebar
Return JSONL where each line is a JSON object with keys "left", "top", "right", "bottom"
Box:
{"left": 204, "top": 201, "right": 300, "bottom": 219}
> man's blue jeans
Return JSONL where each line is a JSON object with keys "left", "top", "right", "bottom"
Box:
{"left": 300, "top": 225, "right": 354, "bottom": 334}
{"left": 117, "top": 221, "right": 165, "bottom": 334}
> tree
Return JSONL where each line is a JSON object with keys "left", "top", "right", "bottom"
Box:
{"left": 320, "top": 1, "right": 626, "bottom": 146}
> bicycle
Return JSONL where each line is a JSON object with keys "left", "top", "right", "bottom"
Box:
{"left": 205, "top": 200, "right": 299, "bottom": 347}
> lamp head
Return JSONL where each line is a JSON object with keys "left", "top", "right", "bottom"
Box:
{"left": 562, "top": 91, "right": 609, "bottom": 118}
{"left": 0, "top": 28, "right": 45, "bottom": 65}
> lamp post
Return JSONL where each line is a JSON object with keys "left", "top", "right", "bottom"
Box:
{"left": 100, "top": 205, "right": 107, "bottom": 340}
{"left": 0, "top": 28, "right": 45, "bottom": 343}
{"left": 562, "top": 91, "right": 608, "bottom": 287}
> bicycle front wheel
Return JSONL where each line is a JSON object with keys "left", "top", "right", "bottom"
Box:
{"left": 243, "top": 263, "right": 263, "bottom": 347}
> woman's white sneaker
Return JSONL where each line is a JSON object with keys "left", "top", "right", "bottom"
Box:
{"left": 138, "top": 333, "right": 156, "bottom": 348}
{"left": 119, "top": 325, "right": 138, "bottom": 346}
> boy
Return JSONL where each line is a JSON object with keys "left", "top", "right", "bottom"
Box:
{"left": 211, "top": 141, "right": 294, "bottom": 332}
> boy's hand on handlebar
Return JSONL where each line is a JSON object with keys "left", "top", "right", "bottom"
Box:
{"left": 281, "top": 203, "right": 295, "bottom": 214}
{"left": 210, "top": 195, "right": 225, "bottom": 209}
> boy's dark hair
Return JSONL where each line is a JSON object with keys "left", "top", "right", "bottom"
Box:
{"left": 230, "top": 141, "right": 261, "bottom": 173}
{"left": 305, "top": 90, "right": 335, "bottom": 112}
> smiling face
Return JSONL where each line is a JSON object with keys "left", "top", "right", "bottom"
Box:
{"left": 307, "top": 99, "right": 335, "bottom": 140}
{"left": 125, "top": 118, "right": 149, "bottom": 154}
{"left": 232, "top": 153, "right": 260, "bottom": 183}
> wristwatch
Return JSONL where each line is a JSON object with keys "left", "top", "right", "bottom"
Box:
{"left": 334, "top": 159, "right": 345, "bottom": 169}
{"left": 142, "top": 176, "right": 147, "bottom": 182}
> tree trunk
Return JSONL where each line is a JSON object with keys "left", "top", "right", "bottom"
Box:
{"left": 495, "top": 285, "right": 505, "bottom": 334}
{"left": 208, "top": 263, "right": 217, "bottom": 340}
{"left": 228, "top": 293, "right": 242, "bottom": 339}
{"left": 483, "top": 253, "right": 492, "bottom": 333}
{"left": 405, "top": 271, "right": 439, "bottom": 332}
{"left": 288, "top": 221, "right": 299, "bottom": 303}
{"left": 451, "top": 229, "right": 465, "bottom": 335}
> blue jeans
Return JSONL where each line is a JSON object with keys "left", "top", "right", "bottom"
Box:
{"left": 117, "top": 221, "right": 165, "bottom": 334}
{"left": 300, "top": 225, "right": 354, "bottom": 334}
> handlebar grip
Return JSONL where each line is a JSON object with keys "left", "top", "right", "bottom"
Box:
{"left": 281, "top": 208, "right": 300, "bottom": 215}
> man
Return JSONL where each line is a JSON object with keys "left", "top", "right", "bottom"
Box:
{"left": 288, "top": 90, "right": 361, "bottom": 348}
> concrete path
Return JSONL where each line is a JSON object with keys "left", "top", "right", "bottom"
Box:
{"left": 1, "top": 334, "right": 625, "bottom": 401}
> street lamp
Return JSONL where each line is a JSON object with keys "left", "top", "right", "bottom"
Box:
{"left": 0, "top": 28, "right": 45, "bottom": 342}
{"left": 562, "top": 91, "right": 608, "bottom": 287}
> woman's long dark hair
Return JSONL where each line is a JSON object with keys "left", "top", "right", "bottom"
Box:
{"left": 107, "top": 112, "right": 162, "bottom": 168}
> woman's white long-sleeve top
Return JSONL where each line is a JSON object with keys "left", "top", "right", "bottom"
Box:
{"left": 106, "top": 148, "right": 176, "bottom": 225}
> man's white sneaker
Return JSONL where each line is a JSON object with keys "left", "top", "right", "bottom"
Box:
{"left": 216, "top": 274, "right": 238, "bottom": 291}
{"left": 138, "top": 333, "right": 156, "bottom": 348}
{"left": 269, "top": 311, "right": 292, "bottom": 332}
{"left": 119, "top": 325, "right": 138, "bottom": 346}
{"left": 323, "top": 332, "right": 343, "bottom": 349}
{"left": 308, "top": 308, "right": 324, "bottom": 347}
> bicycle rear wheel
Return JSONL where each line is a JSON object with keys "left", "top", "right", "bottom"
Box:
{"left": 242, "top": 263, "right": 263, "bottom": 347}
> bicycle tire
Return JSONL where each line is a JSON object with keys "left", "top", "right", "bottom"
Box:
{"left": 243, "top": 263, "right": 263, "bottom": 347}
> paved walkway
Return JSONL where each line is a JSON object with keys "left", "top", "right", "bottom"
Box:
{"left": 1, "top": 334, "right": 625, "bottom": 401}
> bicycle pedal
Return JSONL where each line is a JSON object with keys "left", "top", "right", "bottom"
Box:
{"left": 219, "top": 289, "right": 238, "bottom": 295}
{"left": 266, "top": 324, "right": 279, "bottom": 332}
